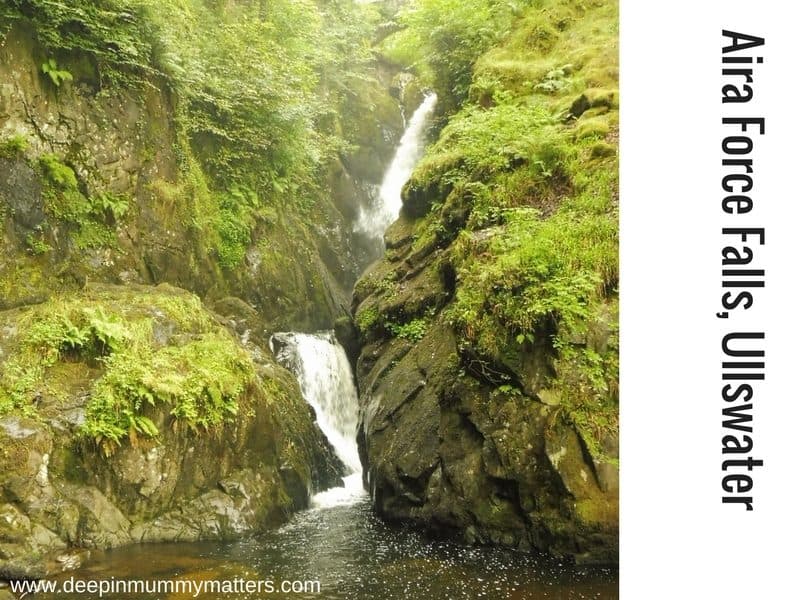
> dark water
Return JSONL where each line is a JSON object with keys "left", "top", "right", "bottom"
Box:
{"left": 39, "top": 497, "right": 617, "bottom": 600}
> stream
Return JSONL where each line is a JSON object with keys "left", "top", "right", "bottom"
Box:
{"left": 36, "top": 98, "right": 618, "bottom": 599}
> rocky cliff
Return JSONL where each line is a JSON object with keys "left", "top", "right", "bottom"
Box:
{"left": 355, "top": 0, "right": 619, "bottom": 564}
{"left": 0, "top": 284, "right": 344, "bottom": 579}
{"left": 0, "top": 17, "right": 400, "bottom": 333}
{"left": 0, "top": 0, "right": 402, "bottom": 578}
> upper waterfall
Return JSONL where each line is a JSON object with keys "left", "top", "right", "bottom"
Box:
{"left": 268, "top": 97, "right": 439, "bottom": 510}
{"left": 355, "top": 94, "right": 438, "bottom": 244}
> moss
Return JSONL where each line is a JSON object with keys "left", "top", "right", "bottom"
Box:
{"left": 522, "top": 20, "right": 560, "bottom": 54}
{"left": 0, "top": 134, "right": 29, "bottom": 158}
{"left": 0, "top": 257, "right": 51, "bottom": 310}
{"left": 387, "top": 317, "right": 429, "bottom": 342}
{"left": 52, "top": 444, "right": 90, "bottom": 484}
{"left": 39, "top": 153, "right": 79, "bottom": 191}
{"left": 575, "top": 117, "right": 610, "bottom": 140}
{"left": 583, "top": 87, "right": 618, "bottom": 110}
{"left": 574, "top": 496, "right": 617, "bottom": 527}
{"left": 355, "top": 305, "right": 382, "bottom": 334}
{"left": 471, "top": 0, "right": 618, "bottom": 107}
{"left": 589, "top": 142, "right": 616, "bottom": 159}
{"left": 368, "top": 0, "right": 619, "bottom": 447}
{"left": 38, "top": 153, "right": 122, "bottom": 250}
{"left": 471, "top": 496, "right": 522, "bottom": 531}
{"left": 24, "top": 233, "right": 51, "bottom": 255}
{"left": 0, "top": 285, "right": 257, "bottom": 454}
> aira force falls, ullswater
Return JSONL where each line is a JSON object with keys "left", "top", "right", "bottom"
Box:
{"left": 1, "top": 0, "right": 619, "bottom": 595}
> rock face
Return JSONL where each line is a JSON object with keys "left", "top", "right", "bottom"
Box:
{"left": 0, "top": 21, "right": 402, "bottom": 331}
{"left": 0, "top": 284, "right": 344, "bottom": 579}
{"left": 354, "top": 0, "right": 619, "bottom": 566}
{"left": 0, "top": 7, "right": 404, "bottom": 580}
{"left": 355, "top": 233, "right": 618, "bottom": 565}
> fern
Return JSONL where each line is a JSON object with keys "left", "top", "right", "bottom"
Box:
{"left": 41, "top": 58, "right": 73, "bottom": 87}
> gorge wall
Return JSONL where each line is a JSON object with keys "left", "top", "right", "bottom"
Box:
{"left": 0, "top": 0, "right": 403, "bottom": 578}
{"left": 354, "top": 0, "right": 619, "bottom": 565}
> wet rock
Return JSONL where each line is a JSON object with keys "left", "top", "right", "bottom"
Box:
{"left": 334, "top": 315, "right": 360, "bottom": 369}
{"left": 0, "top": 286, "right": 346, "bottom": 577}
{"left": 353, "top": 212, "right": 618, "bottom": 565}
{"left": 0, "top": 158, "right": 45, "bottom": 232}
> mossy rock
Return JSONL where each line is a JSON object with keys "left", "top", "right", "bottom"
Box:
{"left": 355, "top": 0, "right": 618, "bottom": 565}
{"left": 575, "top": 116, "right": 610, "bottom": 140}
{"left": 590, "top": 141, "right": 616, "bottom": 159}
{"left": 0, "top": 284, "right": 345, "bottom": 576}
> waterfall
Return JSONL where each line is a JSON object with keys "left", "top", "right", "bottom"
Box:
{"left": 270, "top": 331, "right": 365, "bottom": 508}
{"left": 355, "top": 93, "right": 438, "bottom": 243}
{"left": 269, "top": 97, "right": 438, "bottom": 510}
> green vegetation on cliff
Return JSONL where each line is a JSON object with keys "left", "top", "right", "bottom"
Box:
{"left": 0, "top": 0, "right": 397, "bottom": 326}
{"left": 368, "top": 0, "right": 618, "bottom": 451}
{"left": 0, "top": 286, "right": 254, "bottom": 455}
{"left": 1, "top": 0, "right": 375, "bottom": 185}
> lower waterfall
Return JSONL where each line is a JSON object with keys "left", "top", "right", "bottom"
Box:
{"left": 270, "top": 331, "right": 366, "bottom": 508}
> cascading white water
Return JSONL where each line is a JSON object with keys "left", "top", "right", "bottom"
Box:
{"left": 270, "top": 96, "right": 438, "bottom": 510}
{"left": 354, "top": 93, "right": 438, "bottom": 244}
{"left": 270, "top": 331, "right": 365, "bottom": 508}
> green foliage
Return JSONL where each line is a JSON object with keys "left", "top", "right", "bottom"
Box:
{"left": 84, "top": 332, "right": 251, "bottom": 450}
{"left": 387, "top": 317, "right": 429, "bottom": 342}
{"left": 212, "top": 186, "right": 258, "bottom": 269}
{"left": 24, "top": 305, "right": 128, "bottom": 363}
{"left": 355, "top": 305, "right": 382, "bottom": 333}
{"left": 3, "top": 0, "right": 158, "bottom": 85}
{"left": 555, "top": 309, "right": 619, "bottom": 460}
{"left": 387, "top": 0, "right": 618, "bottom": 443}
{"left": 0, "top": 361, "right": 43, "bottom": 417}
{"left": 39, "top": 153, "right": 79, "bottom": 191}
{"left": 2, "top": 0, "right": 400, "bottom": 296}
{"left": 0, "top": 303, "right": 130, "bottom": 413}
{"left": 41, "top": 58, "right": 73, "bottom": 86}
{"left": 354, "top": 271, "right": 398, "bottom": 302}
{"left": 39, "top": 153, "right": 92, "bottom": 226}
{"left": 496, "top": 383, "right": 524, "bottom": 398}
{"left": 409, "top": 102, "right": 563, "bottom": 189}
{"left": 3, "top": 0, "right": 383, "bottom": 210}
{"left": 25, "top": 232, "right": 50, "bottom": 255}
{"left": 91, "top": 192, "right": 130, "bottom": 222}
{"left": 534, "top": 65, "right": 572, "bottom": 94}
{"left": 470, "top": 0, "right": 618, "bottom": 105}
{"left": 447, "top": 202, "right": 616, "bottom": 353}
{"left": 0, "top": 134, "right": 29, "bottom": 158}
{"left": 0, "top": 289, "right": 254, "bottom": 453}
{"left": 37, "top": 154, "right": 127, "bottom": 249}
{"left": 382, "top": 0, "right": 525, "bottom": 112}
